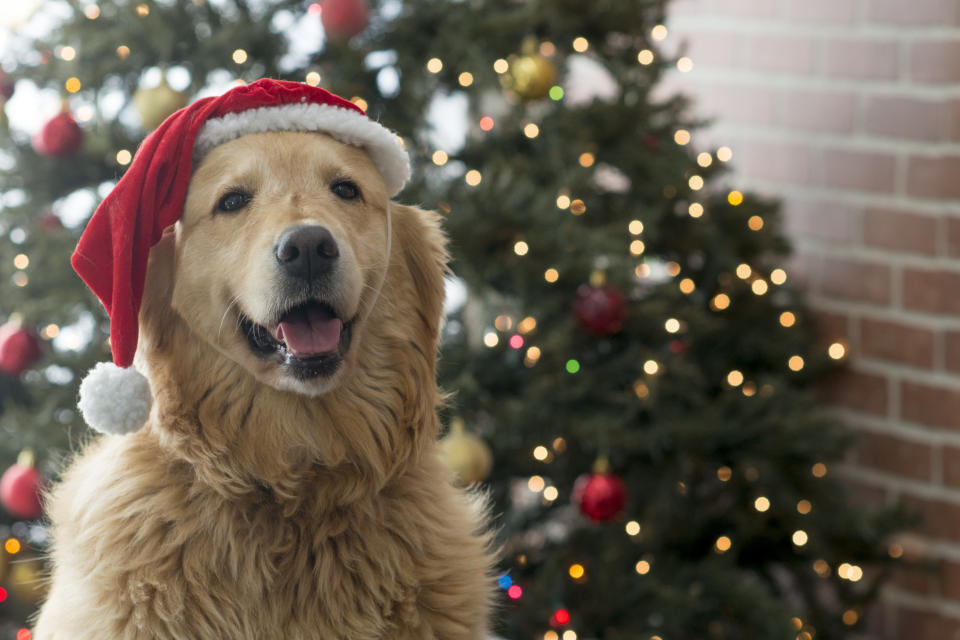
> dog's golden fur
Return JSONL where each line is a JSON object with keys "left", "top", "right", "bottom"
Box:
{"left": 34, "top": 132, "right": 496, "bottom": 638}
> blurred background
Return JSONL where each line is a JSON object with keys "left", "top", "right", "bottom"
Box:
{"left": 0, "top": 0, "right": 953, "bottom": 638}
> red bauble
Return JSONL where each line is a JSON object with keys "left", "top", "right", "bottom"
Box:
{"left": 32, "top": 112, "right": 83, "bottom": 157}
{"left": 0, "top": 452, "right": 43, "bottom": 520}
{"left": 321, "top": 0, "right": 369, "bottom": 40}
{"left": 574, "top": 283, "right": 627, "bottom": 336}
{"left": 573, "top": 470, "right": 627, "bottom": 522}
{"left": 0, "top": 323, "right": 41, "bottom": 375}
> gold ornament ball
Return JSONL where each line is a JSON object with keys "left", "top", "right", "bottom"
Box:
{"left": 440, "top": 418, "right": 492, "bottom": 485}
{"left": 502, "top": 52, "right": 556, "bottom": 101}
{"left": 134, "top": 74, "right": 188, "bottom": 130}
{"left": 9, "top": 555, "right": 46, "bottom": 603}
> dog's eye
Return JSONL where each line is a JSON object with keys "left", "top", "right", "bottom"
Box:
{"left": 217, "top": 191, "right": 251, "bottom": 213}
{"left": 331, "top": 181, "right": 361, "bottom": 200}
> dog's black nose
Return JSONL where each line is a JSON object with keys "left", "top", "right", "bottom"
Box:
{"left": 275, "top": 225, "right": 340, "bottom": 281}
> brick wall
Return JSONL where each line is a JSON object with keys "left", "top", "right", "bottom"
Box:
{"left": 663, "top": 1, "right": 960, "bottom": 637}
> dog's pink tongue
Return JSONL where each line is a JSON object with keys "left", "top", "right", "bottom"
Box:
{"left": 277, "top": 307, "right": 342, "bottom": 355}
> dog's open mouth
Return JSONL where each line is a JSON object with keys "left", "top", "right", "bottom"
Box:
{"left": 239, "top": 300, "right": 353, "bottom": 379}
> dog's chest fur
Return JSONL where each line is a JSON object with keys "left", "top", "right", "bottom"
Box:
{"left": 37, "top": 434, "right": 491, "bottom": 639}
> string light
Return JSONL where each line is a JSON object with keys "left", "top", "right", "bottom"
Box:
{"left": 715, "top": 536, "right": 732, "bottom": 553}
{"left": 540, "top": 42, "right": 556, "bottom": 56}
{"left": 524, "top": 123, "right": 540, "bottom": 138}
{"left": 579, "top": 152, "right": 595, "bottom": 167}
{"left": 788, "top": 355, "right": 805, "bottom": 371}
{"left": 569, "top": 563, "right": 585, "bottom": 579}
{"left": 812, "top": 462, "right": 827, "bottom": 477}
{"left": 717, "top": 466, "right": 733, "bottom": 481}
{"left": 545, "top": 631, "right": 559, "bottom": 640}
{"left": 711, "top": 293, "right": 731, "bottom": 311}
{"left": 136, "top": 3, "right": 149, "bottom": 16}
{"left": 570, "top": 199, "right": 586, "bottom": 215}
{"left": 630, "top": 240, "right": 645, "bottom": 256}
{"left": 643, "top": 360, "right": 659, "bottom": 375}
{"left": 770, "top": 268, "right": 787, "bottom": 285}
{"left": 4, "top": 538, "right": 20, "bottom": 554}
{"left": 842, "top": 610, "right": 859, "bottom": 626}
{"left": 625, "top": 521, "right": 641, "bottom": 536}
{"left": 828, "top": 342, "right": 847, "bottom": 360}
{"left": 566, "top": 359, "right": 580, "bottom": 374}
{"left": 751, "top": 279, "right": 769, "bottom": 295}
{"left": 748, "top": 215, "right": 764, "bottom": 230}
{"left": 651, "top": 24, "right": 668, "bottom": 41}
{"left": 549, "top": 86, "right": 565, "bottom": 101}
{"left": 509, "top": 335, "right": 524, "bottom": 349}
{"left": 637, "top": 49, "right": 654, "bottom": 65}
{"left": 677, "top": 56, "right": 694, "bottom": 72}
{"left": 544, "top": 268, "right": 559, "bottom": 283}
{"left": 493, "top": 59, "right": 509, "bottom": 73}
{"left": 305, "top": 71, "right": 321, "bottom": 86}
{"left": 432, "top": 150, "right": 449, "bottom": 166}
{"left": 674, "top": 129, "right": 691, "bottom": 145}
{"left": 717, "top": 146, "right": 733, "bottom": 162}
{"left": 727, "top": 190, "right": 744, "bottom": 206}
{"left": 483, "top": 331, "right": 498, "bottom": 347}
{"left": 629, "top": 220, "right": 644, "bottom": 234}
{"left": 65, "top": 77, "right": 82, "bottom": 93}
{"left": 736, "top": 264, "right": 752, "bottom": 279}
{"left": 635, "top": 559, "right": 651, "bottom": 574}
{"left": 59, "top": 46, "right": 76, "bottom": 61}
{"left": 543, "top": 486, "right": 559, "bottom": 501}
{"left": 528, "top": 476, "right": 545, "bottom": 492}
{"left": 792, "top": 530, "right": 808, "bottom": 546}
{"left": 680, "top": 278, "right": 696, "bottom": 294}
{"left": 754, "top": 496, "right": 770, "bottom": 512}
{"left": 524, "top": 346, "right": 541, "bottom": 367}
{"left": 791, "top": 618, "right": 804, "bottom": 631}
{"left": 742, "top": 382, "right": 757, "bottom": 396}
{"left": 514, "top": 240, "right": 529, "bottom": 256}
{"left": 666, "top": 261, "right": 681, "bottom": 276}
{"left": 813, "top": 559, "right": 831, "bottom": 577}
{"left": 633, "top": 380, "right": 649, "bottom": 399}
{"left": 13, "top": 254, "right": 29, "bottom": 270}
{"left": 556, "top": 194, "right": 571, "bottom": 209}
{"left": 517, "top": 317, "right": 537, "bottom": 334}
{"left": 507, "top": 585, "right": 522, "bottom": 599}
{"left": 465, "top": 170, "right": 482, "bottom": 186}
{"left": 727, "top": 370, "right": 744, "bottom": 386}
{"left": 426, "top": 58, "right": 443, "bottom": 73}
{"left": 13, "top": 273, "right": 28, "bottom": 287}
{"left": 85, "top": 4, "right": 100, "bottom": 18}
{"left": 572, "top": 37, "right": 589, "bottom": 52}
{"left": 533, "top": 446, "right": 549, "bottom": 461}
{"left": 116, "top": 149, "right": 132, "bottom": 165}
{"left": 232, "top": 49, "right": 248, "bottom": 64}
{"left": 664, "top": 318, "right": 681, "bottom": 333}
{"left": 563, "top": 631, "right": 578, "bottom": 640}
{"left": 688, "top": 202, "right": 704, "bottom": 218}
{"left": 553, "top": 437, "right": 566, "bottom": 453}
{"left": 41, "top": 324, "right": 60, "bottom": 339}
{"left": 76, "top": 105, "right": 95, "bottom": 122}
{"left": 797, "top": 499, "right": 812, "bottom": 514}
{"left": 688, "top": 175, "right": 704, "bottom": 190}
{"left": 697, "top": 152, "right": 713, "bottom": 167}
{"left": 780, "top": 311, "right": 796, "bottom": 327}
{"left": 889, "top": 543, "right": 904, "bottom": 559}
{"left": 458, "top": 72, "right": 474, "bottom": 87}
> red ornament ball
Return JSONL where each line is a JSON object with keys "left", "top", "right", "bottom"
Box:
{"left": 0, "top": 324, "right": 41, "bottom": 376}
{"left": 574, "top": 283, "right": 627, "bottom": 336}
{"left": 320, "top": 0, "right": 370, "bottom": 40}
{"left": 0, "top": 453, "right": 43, "bottom": 520}
{"left": 573, "top": 470, "right": 627, "bottom": 522}
{"left": 32, "top": 112, "right": 83, "bottom": 158}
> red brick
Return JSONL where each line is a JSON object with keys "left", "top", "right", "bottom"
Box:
{"left": 780, "top": 90, "right": 856, "bottom": 133}
{"left": 782, "top": 0, "right": 857, "bottom": 23}
{"left": 821, "top": 369, "right": 888, "bottom": 416}
{"left": 901, "top": 381, "right": 960, "bottom": 429}
{"left": 698, "top": 84, "right": 776, "bottom": 125}
{"left": 903, "top": 268, "right": 960, "bottom": 315}
{"left": 824, "top": 38, "right": 900, "bottom": 81}
{"left": 746, "top": 35, "right": 817, "bottom": 74}
{"left": 860, "top": 318, "right": 935, "bottom": 368}
{"left": 943, "top": 446, "right": 960, "bottom": 487}
{"left": 947, "top": 217, "right": 960, "bottom": 257}
{"left": 910, "top": 40, "right": 960, "bottom": 84}
{"left": 868, "top": 0, "right": 957, "bottom": 25}
{"left": 813, "top": 310, "right": 849, "bottom": 346}
{"left": 818, "top": 258, "right": 891, "bottom": 305}
{"left": 902, "top": 494, "right": 960, "bottom": 542}
{"left": 940, "top": 561, "right": 960, "bottom": 600}
{"left": 863, "top": 208, "right": 938, "bottom": 255}
{"left": 892, "top": 563, "right": 936, "bottom": 596}
{"left": 946, "top": 332, "right": 960, "bottom": 373}
{"left": 734, "top": 140, "right": 812, "bottom": 185}
{"left": 682, "top": 32, "right": 741, "bottom": 70}
{"left": 820, "top": 149, "right": 896, "bottom": 193}
{"left": 907, "top": 155, "right": 960, "bottom": 200}
{"left": 782, "top": 199, "right": 859, "bottom": 243}
{"left": 697, "top": 0, "right": 778, "bottom": 19}
{"left": 897, "top": 606, "right": 960, "bottom": 639}
{"left": 853, "top": 430, "right": 933, "bottom": 481}
{"left": 945, "top": 99, "right": 960, "bottom": 141}
{"left": 864, "top": 96, "right": 945, "bottom": 142}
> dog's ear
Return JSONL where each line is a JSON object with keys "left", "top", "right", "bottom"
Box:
{"left": 137, "top": 225, "right": 178, "bottom": 357}
{"left": 388, "top": 203, "right": 449, "bottom": 344}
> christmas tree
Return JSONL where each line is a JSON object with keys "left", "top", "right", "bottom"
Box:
{"left": 0, "top": 0, "right": 905, "bottom": 638}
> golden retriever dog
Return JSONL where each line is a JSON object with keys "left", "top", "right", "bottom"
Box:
{"left": 34, "top": 131, "right": 496, "bottom": 638}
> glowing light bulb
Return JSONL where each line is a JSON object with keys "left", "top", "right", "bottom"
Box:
{"left": 426, "top": 58, "right": 443, "bottom": 73}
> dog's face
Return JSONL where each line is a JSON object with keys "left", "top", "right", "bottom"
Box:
{"left": 171, "top": 131, "right": 392, "bottom": 396}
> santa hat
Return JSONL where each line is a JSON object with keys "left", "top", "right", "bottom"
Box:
{"left": 73, "top": 78, "right": 410, "bottom": 435}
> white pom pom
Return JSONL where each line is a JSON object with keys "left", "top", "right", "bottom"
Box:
{"left": 77, "top": 362, "right": 152, "bottom": 435}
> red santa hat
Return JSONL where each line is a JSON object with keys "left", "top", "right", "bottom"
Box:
{"left": 72, "top": 78, "right": 410, "bottom": 434}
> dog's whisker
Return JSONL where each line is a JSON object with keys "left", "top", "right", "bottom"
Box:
{"left": 217, "top": 296, "right": 242, "bottom": 342}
